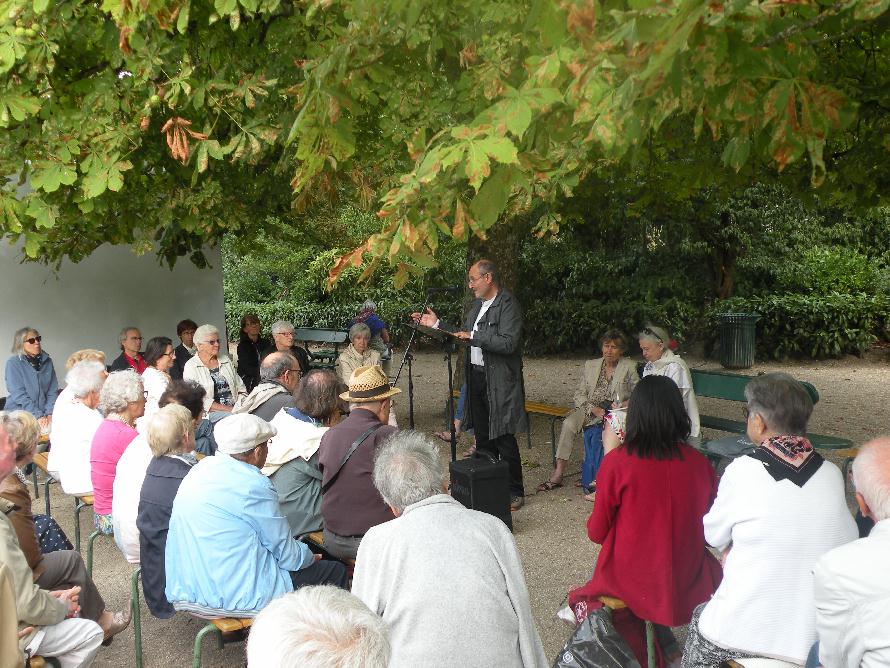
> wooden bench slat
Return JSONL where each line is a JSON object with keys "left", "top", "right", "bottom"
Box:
{"left": 78, "top": 495, "right": 94, "bottom": 505}
{"left": 597, "top": 595, "right": 627, "bottom": 610}
{"left": 211, "top": 617, "right": 253, "bottom": 633}
{"left": 33, "top": 451, "right": 50, "bottom": 472}
{"left": 306, "top": 531, "right": 324, "bottom": 546}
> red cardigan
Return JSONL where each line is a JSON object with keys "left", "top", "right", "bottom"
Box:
{"left": 571, "top": 444, "right": 723, "bottom": 626}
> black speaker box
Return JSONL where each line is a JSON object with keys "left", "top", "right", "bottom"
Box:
{"left": 449, "top": 456, "right": 513, "bottom": 531}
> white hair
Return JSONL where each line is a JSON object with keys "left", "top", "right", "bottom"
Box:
{"left": 99, "top": 370, "right": 144, "bottom": 415}
{"left": 638, "top": 324, "right": 669, "bottom": 346}
{"left": 147, "top": 404, "right": 193, "bottom": 458}
{"left": 852, "top": 438, "right": 890, "bottom": 522}
{"left": 373, "top": 430, "right": 444, "bottom": 513}
{"left": 193, "top": 324, "right": 219, "bottom": 345}
{"left": 246, "top": 586, "right": 390, "bottom": 668}
{"left": 361, "top": 299, "right": 377, "bottom": 312}
{"left": 65, "top": 360, "right": 106, "bottom": 398}
{"left": 271, "top": 320, "right": 294, "bottom": 335}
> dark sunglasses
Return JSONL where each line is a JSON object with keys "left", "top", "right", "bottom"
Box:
{"left": 641, "top": 327, "right": 663, "bottom": 343}
{"left": 25, "top": 336, "right": 42, "bottom": 344}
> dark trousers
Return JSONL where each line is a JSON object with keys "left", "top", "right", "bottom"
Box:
{"left": 35, "top": 550, "right": 105, "bottom": 622}
{"left": 469, "top": 365, "right": 524, "bottom": 498}
{"left": 322, "top": 528, "right": 362, "bottom": 562}
{"left": 290, "top": 559, "right": 349, "bottom": 590}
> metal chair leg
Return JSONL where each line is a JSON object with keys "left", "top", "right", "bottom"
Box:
{"left": 131, "top": 566, "right": 143, "bottom": 668}
{"left": 193, "top": 623, "right": 222, "bottom": 668}
{"left": 86, "top": 530, "right": 101, "bottom": 576}
{"left": 645, "top": 620, "right": 656, "bottom": 668}
{"left": 74, "top": 499, "right": 85, "bottom": 553}
{"left": 31, "top": 463, "right": 39, "bottom": 498}
{"left": 43, "top": 477, "right": 52, "bottom": 517}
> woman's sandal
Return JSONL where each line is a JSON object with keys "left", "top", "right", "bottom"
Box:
{"left": 536, "top": 480, "right": 563, "bottom": 492}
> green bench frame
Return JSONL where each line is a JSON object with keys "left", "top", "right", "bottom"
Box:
{"left": 293, "top": 328, "right": 348, "bottom": 369}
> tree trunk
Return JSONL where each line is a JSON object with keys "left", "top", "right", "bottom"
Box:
{"left": 715, "top": 250, "right": 736, "bottom": 300}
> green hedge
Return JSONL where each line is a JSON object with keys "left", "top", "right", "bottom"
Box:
{"left": 711, "top": 293, "right": 890, "bottom": 359}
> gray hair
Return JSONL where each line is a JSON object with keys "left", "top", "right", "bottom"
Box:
{"left": 296, "top": 370, "right": 342, "bottom": 421}
{"left": 119, "top": 326, "right": 140, "bottom": 349}
{"left": 271, "top": 320, "right": 294, "bottom": 335}
{"left": 744, "top": 372, "right": 813, "bottom": 435}
{"left": 11, "top": 327, "right": 38, "bottom": 356}
{"left": 474, "top": 258, "right": 499, "bottom": 284}
{"left": 361, "top": 299, "right": 377, "bottom": 312}
{"left": 638, "top": 324, "right": 670, "bottom": 346}
{"left": 193, "top": 324, "right": 219, "bottom": 345}
{"left": 348, "top": 322, "right": 371, "bottom": 342}
{"left": 0, "top": 410, "right": 40, "bottom": 461}
{"left": 260, "top": 352, "right": 297, "bottom": 382}
{"left": 852, "top": 438, "right": 890, "bottom": 522}
{"left": 99, "top": 370, "right": 144, "bottom": 416}
{"left": 373, "top": 430, "right": 444, "bottom": 513}
{"left": 65, "top": 360, "right": 106, "bottom": 398}
{"left": 246, "top": 586, "right": 390, "bottom": 668}
{"left": 147, "top": 404, "right": 193, "bottom": 458}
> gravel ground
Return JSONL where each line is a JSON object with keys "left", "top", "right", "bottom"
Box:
{"left": 33, "top": 348, "right": 890, "bottom": 666}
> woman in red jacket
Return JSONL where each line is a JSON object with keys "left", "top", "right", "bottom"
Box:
{"left": 569, "top": 375, "right": 722, "bottom": 667}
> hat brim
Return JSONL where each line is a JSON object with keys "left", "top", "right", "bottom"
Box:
{"left": 339, "top": 386, "right": 402, "bottom": 402}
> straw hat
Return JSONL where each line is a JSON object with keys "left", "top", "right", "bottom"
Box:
{"left": 340, "top": 365, "right": 402, "bottom": 403}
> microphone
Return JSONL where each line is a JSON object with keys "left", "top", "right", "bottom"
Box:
{"left": 426, "top": 285, "right": 461, "bottom": 294}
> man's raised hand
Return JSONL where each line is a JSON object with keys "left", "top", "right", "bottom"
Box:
{"left": 410, "top": 307, "right": 438, "bottom": 328}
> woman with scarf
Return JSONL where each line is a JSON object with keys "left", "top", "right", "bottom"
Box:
{"left": 682, "top": 373, "right": 857, "bottom": 667}
{"left": 347, "top": 300, "right": 391, "bottom": 374}
{"left": 4, "top": 327, "right": 59, "bottom": 433}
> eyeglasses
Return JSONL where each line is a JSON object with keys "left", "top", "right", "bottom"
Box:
{"left": 24, "top": 336, "right": 42, "bottom": 344}
{"left": 288, "top": 368, "right": 301, "bottom": 374}
{"left": 641, "top": 327, "right": 664, "bottom": 343}
{"left": 276, "top": 331, "right": 295, "bottom": 338}
{"left": 467, "top": 272, "right": 490, "bottom": 285}
{"left": 128, "top": 336, "right": 143, "bottom": 341}
{"left": 161, "top": 351, "right": 176, "bottom": 358}
{"left": 202, "top": 339, "right": 221, "bottom": 345}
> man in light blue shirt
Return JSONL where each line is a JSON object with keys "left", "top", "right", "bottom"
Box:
{"left": 165, "top": 414, "right": 347, "bottom": 617}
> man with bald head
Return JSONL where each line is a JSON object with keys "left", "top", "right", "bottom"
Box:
{"left": 813, "top": 437, "right": 890, "bottom": 668}
{"left": 233, "top": 351, "right": 300, "bottom": 422}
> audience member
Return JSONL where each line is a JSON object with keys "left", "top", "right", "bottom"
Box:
{"left": 0, "top": 420, "right": 105, "bottom": 667}
{"left": 347, "top": 299, "right": 392, "bottom": 374}
{"left": 247, "top": 586, "right": 391, "bottom": 668}
{"left": 183, "top": 324, "right": 245, "bottom": 415}
{"left": 683, "top": 373, "right": 857, "bottom": 667}
{"left": 237, "top": 313, "right": 270, "bottom": 393}
{"left": 0, "top": 411, "right": 131, "bottom": 642}
{"left": 52, "top": 350, "right": 107, "bottom": 429}
{"left": 113, "top": 381, "right": 205, "bottom": 565}
{"left": 170, "top": 319, "right": 197, "bottom": 380}
{"left": 4, "top": 326, "right": 59, "bottom": 432}
{"left": 265, "top": 320, "right": 311, "bottom": 374}
{"left": 0, "top": 563, "right": 20, "bottom": 668}
{"left": 51, "top": 360, "right": 106, "bottom": 494}
{"left": 569, "top": 376, "right": 721, "bottom": 666}
{"left": 233, "top": 352, "right": 299, "bottom": 421}
{"left": 137, "top": 404, "right": 197, "bottom": 619}
{"left": 139, "top": 336, "right": 176, "bottom": 431}
{"left": 336, "top": 323, "right": 380, "bottom": 384}
{"left": 812, "top": 437, "right": 890, "bottom": 668}
{"left": 263, "top": 369, "right": 343, "bottom": 538}
{"left": 165, "top": 414, "right": 348, "bottom": 617}
{"left": 90, "top": 370, "right": 145, "bottom": 535}
{"left": 538, "top": 329, "right": 637, "bottom": 495}
{"left": 108, "top": 327, "right": 146, "bottom": 374}
{"left": 319, "top": 365, "right": 399, "bottom": 560}
{"left": 352, "top": 431, "right": 547, "bottom": 667}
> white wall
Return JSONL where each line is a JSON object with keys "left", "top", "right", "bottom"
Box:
{"left": 0, "top": 242, "right": 226, "bottom": 397}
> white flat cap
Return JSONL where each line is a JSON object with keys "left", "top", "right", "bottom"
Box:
{"left": 215, "top": 414, "right": 277, "bottom": 455}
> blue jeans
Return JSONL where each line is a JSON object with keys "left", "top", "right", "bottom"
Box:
{"left": 805, "top": 641, "right": 820, "bottom": 668}
{"left": 582, "top": 424, "right": 604, "bottom": 490}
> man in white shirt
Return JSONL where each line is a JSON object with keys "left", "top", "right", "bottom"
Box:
{"left": 813, "top": 437, "right": 890, "bottom": 668}
{"left": 412, "top": 259, "right": 529, "bottom": 510}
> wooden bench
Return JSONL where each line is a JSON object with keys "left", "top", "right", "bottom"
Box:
{"left": 192, "top": 616, "right": 253, "bottom": 667}
{"left": 293, "top": 328, "right": 348, "bottom": 369}
{"left": 303, "top": 531, "right": 357, "bottom": 571}
{"left": 30, "top": 451, "right": 56, "bottom": 517}
{"left": 28, "top": 656, "right": 61, "bottom": 667}
{"left": 73, "top": 494, "right": 93, "bottom": 554}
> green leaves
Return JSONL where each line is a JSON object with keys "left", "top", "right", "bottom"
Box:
{"left": 80, "top": 153, "right": 133, "bottom": 198}
{"left": 30, "top": 161, "right": 77, "bottom": 193}
{"left": 0, "top": 89, "right": 40, "bottom": 126}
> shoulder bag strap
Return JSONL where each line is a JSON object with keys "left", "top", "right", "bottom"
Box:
{"left": 322, "top": 423, "right": 385, "bottom": 492}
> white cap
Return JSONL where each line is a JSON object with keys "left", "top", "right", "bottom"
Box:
{"left": 215, "top": 414, "right": 277, "bottom": 455}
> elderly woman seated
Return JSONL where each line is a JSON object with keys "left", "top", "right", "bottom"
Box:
{"left": 90, "top": 370, "right": 145, "bottom": 535}
{"left": 0, "top": 411, "right": 131, "bottom": 641}
{"left": 569, "top": 375, "right": 722, "bottom": 667}
{"left": 682, "top": 373, "right": 857, "bottom": 667}
{"left": 51, "top": 360, "right": 106, "bottom": 495}
{"left": 183, "top": 324, "right": 246, "bottom": 415}
{"left": 4, "top": 326, "right": 59, "bottom": 434}
{"left": 347, "top": 300, "right": 392, "bottom": 373}
{"left": 336, "top": 323, "right": 381, "bottom": 384}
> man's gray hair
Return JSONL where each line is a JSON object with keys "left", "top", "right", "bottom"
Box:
{"left": 193, "top": 324, "right": 219, "bottom": 345}
{"left": 373, "top": 430, "right": 444, "bottom": 513}
{"left": 271, "top": 320, "right": 294, "bottom": 335}
{"left": 99, "top": 370, "right": 144, "bottom": 416}
{"left": 852, "top": 437, "right": 890, "bottom": 522}
{"left": 65, "top": 360, "right": 106, "bottom": 398}
{"left": 246, "top": 586, "right": 390, "bottom": 668}
{"left": 11, "top": 327, "right": 38, "bottom": 356}
{"left": 348, "top": 322, "right": 371, "bottom": 342}
{"left": 119, "top": 326, "right": 139, "bottom": 347}
{"left": 260, "top": 352, "right": 297, "bottom": 382}
{"left": 744, "top": 372, "right": 813, "bottom": 435}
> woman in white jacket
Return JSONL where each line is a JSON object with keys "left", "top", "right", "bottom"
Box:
{"left": 183, "top": 324, "right": 246, "bottom": 416}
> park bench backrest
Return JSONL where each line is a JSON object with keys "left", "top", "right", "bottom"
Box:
{"left": 691, "top": 369, "right": 819, "bottom": 405}
{"left": 293, "top": 328, "right": 348, "bottom": 345}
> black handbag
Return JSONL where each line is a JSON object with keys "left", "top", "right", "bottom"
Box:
{"left": 552, "top": 608, "right": 641, "bottom": 668}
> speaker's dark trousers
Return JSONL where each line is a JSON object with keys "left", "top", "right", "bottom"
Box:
{"left": 469, "top": 365, "right": 524, "bottom": 498}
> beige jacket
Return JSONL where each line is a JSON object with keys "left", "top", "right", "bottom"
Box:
{"left": 0, "top": 510, "right": 66, "bottom": 650}
{"left": 573, "top": 357, "right": 639, "bottom": 426}
{"left": 0, "top": 563, "right": 24, "bottom": 668}
{"left": 336, "top": 344, "right": 381, "bottom": 384}
{"left": 183, "top": 354, "right": 246, "bottom": 414}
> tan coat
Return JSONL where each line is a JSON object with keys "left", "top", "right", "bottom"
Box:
{"left": 0, "top": 476, "right": 44, "bottom": 580}
{"left": 572, "top": 357, "right": 638, "bottom": 427}
{"left": 0, "top": 563, "right": 24, "bottom": 668}
{"left": 336, "top": 344, "right": 381, "bottom": 384}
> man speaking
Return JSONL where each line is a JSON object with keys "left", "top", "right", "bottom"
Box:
{"left": 413, "top": 259, "right": 528, "bottom": 510}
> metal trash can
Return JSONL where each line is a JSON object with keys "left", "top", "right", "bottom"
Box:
{"left": 718, "top": 312, "right": 760, "bottom": 369}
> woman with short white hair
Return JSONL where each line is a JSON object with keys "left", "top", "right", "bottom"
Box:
{"left": 336, "top": 323, "right": 381, "bottom": 384}
{"left": 4, "top": 326, "right": 59, "bottom": 432}
{"left": 90, "top": 370, "right": 145, "bottom": 535}
{"left": 347, "top": 300, "right": 392, "bottom": 374}
{"left": 50, "top": 360, "right": 106, "bottom": 493}
{"left": 183, "top": 324, "right": 245, "bottom": 415}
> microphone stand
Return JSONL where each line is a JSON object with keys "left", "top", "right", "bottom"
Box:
{"left": 394, "top": 294, "right": 430, "bottom": 429}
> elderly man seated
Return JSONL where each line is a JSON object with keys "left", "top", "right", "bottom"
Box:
{"left": 812, "top": 437, "right": 890, "bottom": 668}
{"left": 263, "top": 369, "right": 344, "bottom": 538}
{"left": 318, "top": 365, "right": 399, "bottom": 561}
{"left": 263, "top": 320, "right": 311, "bottom": 374}
{"left": 352, "top": 430, "right": 547, "bottom": 667}
{"left": 0, "top": 421, "right": 105, "bottom": 667}
{"left": 247, "top": 586, "right": 390, "bottom": 668}
{"left": 232, "top": 351, "right": 299, "bottom": 421}
{"left": 165, "top": 414, "right": 347, "bottom": 617}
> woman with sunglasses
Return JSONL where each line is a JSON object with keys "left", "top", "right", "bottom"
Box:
{"left": 4, "top": 327, "right": 59, "bottom": 433}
